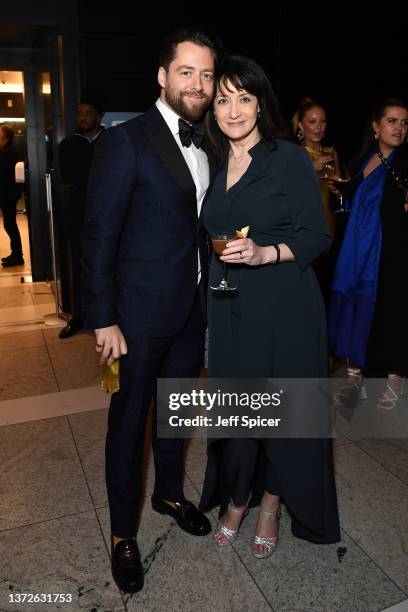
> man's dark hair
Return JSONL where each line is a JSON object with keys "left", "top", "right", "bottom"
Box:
{"left": 0, "top": 124, "right": 14, "bottom": 142}
{"left": 78, "top": 95, "right": 104, "bottom": 117}
{"left": 159, "top": 25, "right": 221, "bottom": 71}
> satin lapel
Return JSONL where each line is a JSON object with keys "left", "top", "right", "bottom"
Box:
{"left": 198, "top": 141, "right": 216, "bottom": 228}
{"left": 142, "top": 106, "right": 196, "bottom": 199}
{"left": 201, "top": 139, "right": 217, "bottom": 181}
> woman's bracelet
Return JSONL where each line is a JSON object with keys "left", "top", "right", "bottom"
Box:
{"left": 271, "top": 243, "right": 280, "bottom": 265}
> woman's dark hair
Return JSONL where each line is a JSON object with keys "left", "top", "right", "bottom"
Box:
{"left": 349, "top": 97, "right": 408, "bottom": 175}
{"left": 0, "top": 124, "right": 14, "bottom": 142}
{"left": 159, "top": 26, "right": 221, "bottom": 70}
{"left": 206, "top": 55, "right": 290, "bottom": 165}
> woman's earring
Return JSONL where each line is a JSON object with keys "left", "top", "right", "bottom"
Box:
{"left": 297, "top": 128, "right": 304, "bottom": 143}
{"left": 374, "top": 132, "right": 379, "bottom": 140}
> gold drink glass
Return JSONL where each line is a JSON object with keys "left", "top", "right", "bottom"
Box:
{"left": 101, "top": 359, "right": 120, "bottom": 393}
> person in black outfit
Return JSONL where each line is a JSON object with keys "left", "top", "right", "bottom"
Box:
{"left": 199, "top": 55, "right": 340, "bottom": 558}
{"left": 81, "top": 28, "right": 219, "bottom": 593}
{"left": 0, "top": 124, "right": 24, "bottom": 267}
{"left": 57, "top": 99, "right": 104, "bottom": 338}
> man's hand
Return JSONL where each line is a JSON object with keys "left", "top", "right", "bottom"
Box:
{"left": 95, "top": 325, "right": 128, "bottom": 365}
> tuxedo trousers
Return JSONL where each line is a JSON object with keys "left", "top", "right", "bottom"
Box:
{"left": 106, "top": 290, "right": 205, "bottom": 538}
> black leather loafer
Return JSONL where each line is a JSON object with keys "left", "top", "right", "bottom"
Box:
{"left": 58, "top": 318, "right": 82, "bottom": 339}
{"left": 2, "top": 255, "right": 24, "bottom": 267}
{"left": 111, "top": 538, "right": 144, "bottom": 593}
{"left": 151, "top": 497, "right": 211, "bottom": 536}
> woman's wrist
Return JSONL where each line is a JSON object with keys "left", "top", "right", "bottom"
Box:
{"left": 261, "top": 245, "right": 279, "bottom": 265}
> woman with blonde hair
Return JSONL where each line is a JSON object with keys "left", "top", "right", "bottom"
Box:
{"left": 294, "top": 97, "right": 340, "bottom": 236}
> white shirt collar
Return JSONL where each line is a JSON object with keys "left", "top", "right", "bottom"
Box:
{"left": 155, "top": 98, "right": 184, "bottom": 137}
{"left": 74, "top": 128, "right": 103, "bottom": 143}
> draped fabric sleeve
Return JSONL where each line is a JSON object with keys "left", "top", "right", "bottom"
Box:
{"left": 80, "top": 126, "right": 137, "bottom": 329}
{"left": 284, "top": 145, "right": 331, "bottom": 271}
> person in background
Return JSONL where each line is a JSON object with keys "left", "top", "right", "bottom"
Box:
{"left": 329, "top": 98, "right": 408, "bottom": 409}
{"left": 0, "top": 124, "right": 24, "bottom": 267}
{"left": 57, "top": 98, "right": 104, "bottom": 338}
{"left": 293, "top": 98, "right": 342, "bottom": 299}
{"left": 294, "top": 97, "right": 340, "bottom": 236}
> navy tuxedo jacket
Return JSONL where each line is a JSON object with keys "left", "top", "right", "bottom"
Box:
{"left": 81, "top": 105, "right": 213, "bottom": 337}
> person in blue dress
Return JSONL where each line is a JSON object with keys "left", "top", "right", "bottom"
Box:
{"left": 329, "top": 99, "right": 408, "bottom": 409}
{"left": 199, "top": 55, "right": 340, "bottom": 558}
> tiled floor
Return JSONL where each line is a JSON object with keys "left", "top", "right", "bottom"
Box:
{"left": 0, "top": 405, "right": 407, "bottom": 611}
{"left": 0, "top": 324, "right": 407, "bottom": 610}
{"left": 0, "top": 328, "right": 99, "bottom": 401}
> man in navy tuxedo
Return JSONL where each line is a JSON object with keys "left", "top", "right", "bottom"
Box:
{"left": 81, "top": 27, "right": 218, "bottom": 593}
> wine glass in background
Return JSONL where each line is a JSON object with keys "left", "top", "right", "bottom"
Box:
{"left": 210, "top": 233, "right": 238, "bottom": 292}
{"left": 321, "top": 158, "right": 336, "bottom": 180}
{"left": 317, "top": 147, "right": 336, "bottom": 180}
{"left": 332, "top": 177, "right": 351, "bottom": 213}
{"left": 320, "top": 161, "right": 336, "bottom": 179}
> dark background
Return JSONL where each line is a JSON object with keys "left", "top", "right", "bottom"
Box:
{"left": 79, "top": 2, "right": 407, "bottom": 164}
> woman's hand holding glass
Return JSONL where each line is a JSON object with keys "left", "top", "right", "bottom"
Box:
{"left": 313, "top": 154, "right": 335, "bottom": 177}
{"left": 328, "top": 174, "right": 352, "bottom": 213}
{"left": 315, "top": 154, "right": 333, "bottom": 171}
{"left": 220, "top": 238, "right": 275, "bottom": 266}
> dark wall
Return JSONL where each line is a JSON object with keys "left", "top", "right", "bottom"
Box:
{"left": 0, "top": 92, "right": 24, "bottom": 117}
{"left": 278, "top": 10, "right": 408, "bottom": 163}
{"left": 79, "top": 4, "right": 408, "bottom": 164}
{"left": 78, "top": 6, "right": 282, "bottom": 112}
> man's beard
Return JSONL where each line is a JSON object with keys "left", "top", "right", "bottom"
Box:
{"left": 77, "top": 123, "right": 98, "bottom": 135}
{"left": 164, "top": 87, "right": 211, "bottom": 123}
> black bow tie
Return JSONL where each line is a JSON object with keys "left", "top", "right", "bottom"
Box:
{"left": 178, "top": 118, "right": 205, "bottom": 149}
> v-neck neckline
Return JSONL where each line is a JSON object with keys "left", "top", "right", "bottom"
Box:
{"left": 225, "top": 157, "right": 254, "bottom": 194}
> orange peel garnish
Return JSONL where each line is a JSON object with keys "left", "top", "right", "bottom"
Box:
{"left": 236, "top": 226, "right": 250, "bottom": 238}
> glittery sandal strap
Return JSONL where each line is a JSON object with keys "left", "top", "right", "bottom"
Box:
{"left": 214, "top": 522, "right": 238, "bottom": 546}
{"left": 252, "top": 534, "right": 278, "bottom": 546}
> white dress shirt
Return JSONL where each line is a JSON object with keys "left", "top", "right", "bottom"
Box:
{"left": 155, "top": 98, "right": 209, "bottom": 283}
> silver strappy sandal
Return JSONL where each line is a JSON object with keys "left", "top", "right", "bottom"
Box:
{"left": 333, "top": 366, "right": 367, "bottom": 407}
{"left": 214, "top": 502, "right": 248, "bottom": 547}
{"left": 377, "top": 375, "right": 404, "bottom": 410}
{"left": 251, "top": 506, "right": 281, "bottom": 559}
